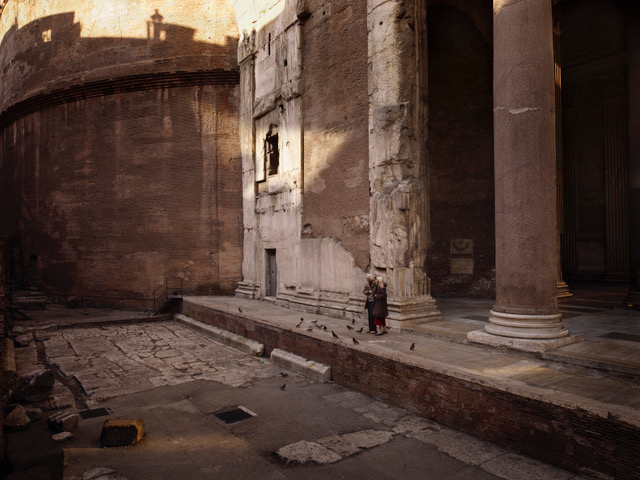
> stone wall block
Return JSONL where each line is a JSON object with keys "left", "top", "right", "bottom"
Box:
{"left": 101, "top": 419, "right": 145, "bottom": 447}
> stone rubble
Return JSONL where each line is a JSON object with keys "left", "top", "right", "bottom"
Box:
{"left": 3, "top": 405, "right": 31, "bottom": 431}
{"left": 12, "top": 369, "right": 55, "bottom": 402}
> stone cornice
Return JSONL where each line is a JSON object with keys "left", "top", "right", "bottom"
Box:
{"left": 0, "top": 69, "right": 239, "bottom": 131}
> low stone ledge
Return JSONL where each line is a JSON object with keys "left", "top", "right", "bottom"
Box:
{"left": 270, "top": 348, "right": 331, "bottom": 383}
{"left": 101, "top": 418, "right": 145, "bottom": 447}
{"left": 175, "top": 314, "right": 264, "bottom": 357}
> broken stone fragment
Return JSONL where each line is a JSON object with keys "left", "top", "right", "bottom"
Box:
{"left": 35, "top": 331, "right": 51, "bottom": 342}
{"left": 100, "top": 418, "right": 145, "bottom": 447}
{"left": 12, "top": 369, "right": 55, "bottom": 402}
{"left": 14, "top": 334, "right": 34, "bottom": 348}
{"left": 82, "top": 467, "right": 128, "bottom": 480}
{"left": 52, "top": 432, "right": 73, "bottom": 443}
{"left": 26, "top": 407, "right": 43, "bottom": 421}
{"left": 48, "top": 411, "right": 79, "bottom": 432}
{"left": 276, "top": 440, "right": 342, "bottom": 464}
{"left": 3, "top": 405, "right": 31, "bottom": 431}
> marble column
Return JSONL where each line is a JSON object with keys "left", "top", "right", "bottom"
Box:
{"left": 468, "top": 0, "right": 580, "bottom": 352}
{"left": 628, "top": 11, "right": 640, "bottom": 306}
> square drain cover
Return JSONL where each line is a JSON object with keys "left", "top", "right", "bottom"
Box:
{"left": 214, "top": 406, "right": 255, "bottom": 424}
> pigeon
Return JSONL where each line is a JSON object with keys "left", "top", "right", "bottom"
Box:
{"left": 300, "top": 317, "right": 304, "bottom": 322}
{"left": 311, "top": 320, "right": 318, "bottom": 324}
{"left": 280, "top": 372, "right": 289, "bottom": 378}
{"left": 346, "top": 325, "right": 354, "bottom": 331}
{"left": 238, "top": 307, "right": 243, "bottom": 313}
{"left": 410, "top": 343, "right": 415, "bottom": 350}
{"left": 295, "top": 322, "right": 302, "bottom": 328}
{"left": 307, "top": 326, "right": 313, "bottom": 332}
{"left": 279, "top": 384, "right": 286, "bottom": 390}
{"left": 315, "top": 324, "right": 322, "bottom": 329}
{"left": 352, "top": 337, "right": 359, "bottom": 345}
{"left": 352, "top": 319, "right": 355, "bottom": 324}
{"left": 332, "top": 330, "right": 339, "bottom": 339}
{"left": 357, "top": 327, "right": 363, "bottom": 333}
{"left": 323, "top": 326, "right": 327, "bottom": 331}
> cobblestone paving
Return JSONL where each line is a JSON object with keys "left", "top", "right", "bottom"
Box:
{"left": 44, "top": 321, "right": 280, "bottom": 404}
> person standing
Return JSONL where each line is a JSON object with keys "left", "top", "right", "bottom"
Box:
{"left": 372, "top": 277, "right": 388, "bottom": 336}
{"left": 363, "top": 274, "right": 376, "bottom": 334}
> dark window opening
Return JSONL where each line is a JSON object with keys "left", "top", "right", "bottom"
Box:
{"left": 268, "top": 33, "right": 271, "bottom": 55}
{"left": 265, "top": 125, "right": 279, "bottom": 176}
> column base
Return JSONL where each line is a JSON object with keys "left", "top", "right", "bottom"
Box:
{"left": 467, "top": 329, "right": 584, "bottom": 353}
{"left": 625, "top": 289, "right": 640, "bottom": 308}
{"left": 467, "top": 309, "right": 583, "bottom": 353}
{"left": 386, "top": 295, "right": 441, "bottom": 328}
{"left": 235, "top": 282, "right": 260, "bottom": 299}
{"left": 556, "top": 280, "right": 573, "bottom": 301}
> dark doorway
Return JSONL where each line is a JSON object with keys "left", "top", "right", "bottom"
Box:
{"left": 266, "top": 249, "right": 277, "bottom": 297}
{"left": 560, "top": 0, "right": 629, "bottom": 282}
{"left": 426, "top": 3, "right": 495, "bottom": 297}
{"left": 29, "top": 254, "right": 38, "bottom": 289}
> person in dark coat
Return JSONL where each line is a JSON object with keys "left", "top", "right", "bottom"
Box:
{"left": 372, "top": 277, "right": 388, "bottom": 336}
{"left": 363, "top": 274, "right": 377, "bottom": 334}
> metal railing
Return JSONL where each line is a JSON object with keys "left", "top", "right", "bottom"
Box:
{"left": 152, "top": 278, "right": 184, "bottom": 314}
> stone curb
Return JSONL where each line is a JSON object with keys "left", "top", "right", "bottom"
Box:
{"left": 4, "top": 336, "right": 16, "bottom": 373}
{"left": 270, "top": 348, "right": 331, "bottom": 383}
{"left": 175, "top": 314, "right": 264, "bottom": 357}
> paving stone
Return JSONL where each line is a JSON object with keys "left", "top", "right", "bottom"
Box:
{"left": 353, "top": 401, "right": 406, "bottom": 425}
{"left": 482, "top": 452, "right": 575, "bottom": 480}
{"left": 409, "top": 427, "right": 507, "bottom": 465}
{"left": 52, "top": 432, "right": 73, "bottom": 443}
{"left": 317, "top": 429, "right": 394, "bottom": 457}
{"left": 391, "top": 415, "right": 441, "bottom": 435}
{"left": 276, "top": 440, "right": 342, "bottom": 464}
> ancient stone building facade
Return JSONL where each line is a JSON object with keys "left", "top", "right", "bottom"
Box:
{"left": 234, "top": 0, "right": 639, "bottom": 349}
{"left": 0, "top": 1, "right": 244, "bottom": 307}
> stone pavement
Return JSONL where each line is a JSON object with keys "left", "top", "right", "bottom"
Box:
{"left": 8, "top": 318, "right": 591, "bottom": 480}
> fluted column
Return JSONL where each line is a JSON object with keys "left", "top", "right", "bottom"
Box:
{"left": 468, "top": 0, "right": 580, "bottom": 352}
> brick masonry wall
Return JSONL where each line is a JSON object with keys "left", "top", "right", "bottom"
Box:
{"left": 182, "top": 300, "right": 639, "bottom": 480}
{"left": 0, "top": 85, "right": 243, "bottom": 308}
{"left": 301, "top": 0, "right": 370, "bottom": 270}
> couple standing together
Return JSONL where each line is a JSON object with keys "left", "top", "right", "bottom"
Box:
{"left": 363, "top": 274, "right": 388, "bottom": 336}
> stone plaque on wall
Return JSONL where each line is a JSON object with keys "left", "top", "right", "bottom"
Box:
{"left": 450, "top": 239, "right": 473, "bottom": 255}
{"left": 450, "top": 257, "right": 474, "bottom": 275}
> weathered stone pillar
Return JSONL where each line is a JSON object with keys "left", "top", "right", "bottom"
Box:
{"left": 628, "top": 11, "right": 640, "bottom": 306}
{"left": 468, "top": 0, "right": 580, "bottom": 351}
{"left": 367, "top": 0, "right": 440, "bottom": 325}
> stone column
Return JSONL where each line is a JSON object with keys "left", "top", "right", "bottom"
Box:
{"left": 367, "top": 0, "right": 440, "bottom": 325}
{"left": 628, "top": 11, "right": 640, "bottom": 306}
{"left": 468, "top": 0, "right": 579, "bottom": 352}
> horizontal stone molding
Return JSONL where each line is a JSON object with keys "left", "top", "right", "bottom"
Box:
{"left": 0, "top": 69, "right": 239, "bottom": 131}
{"left": 270, "top": 348, "right": 331, "bottom": 383}
{"left": 175, "top": 313, "right": 264, "bottom": 357}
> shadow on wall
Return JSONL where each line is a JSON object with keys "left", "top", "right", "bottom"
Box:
{"left": 0, "top": 9, "right": 243, "bottom": 309}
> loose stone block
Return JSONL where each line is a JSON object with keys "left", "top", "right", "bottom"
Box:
{"left": 83, "top": 467, "right": 128, "bottom": 480}
{"left": 3, "top": 405, "right": 31, "bottom": 431}
{"left": 101, "top": 418, "right": 145, "bottom": 447}
{"left": 48, "top": 411, "right": 79, "bottom": 432}
{"left": 12, "top": 369, "right": 55, "bottom": 402}
{"left": 270, "top": 348, "right": 331, "bottom": 383}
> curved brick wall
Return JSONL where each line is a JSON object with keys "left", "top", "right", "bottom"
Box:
{"left": 0, "top": 0, "right": 243, "bottom": 307}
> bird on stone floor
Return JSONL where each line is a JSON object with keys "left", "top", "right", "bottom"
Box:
{"left": 352, "top": 337, "right": 359, "bottom": 345}
{"left": 238, "top": 307, "right": 243, "bottom": 313}
{"left": 410, "top": 343, "right": 415, "bottom": 350}
{"left": 323, "top": 326, "right": 327, "bottom": 331}
{"left": 307, "top": 326, "right": 313, "bottom": 332}
{"left": 352, "top": 318, "right": 355, "bottom": 324}
{"left": 332, "top": 330, "right": 339, "bottom": 339}
{"left": 357, "top": 327, "right": 363, "bottom": 333}
{"left": 300, "top": 317, "right": 304, "bottom": 322}
{"left": 311, "top": 320, "right": 318, "bottom": 324}
{"left": 346, "top": 325, "right": 353, "bottom": 330}
{"left": 280, "top": 372, "right": 288, "bottom": 378}
{"left": 315, "top": 324, "right": 322, "bottom": 329}
{"left": 295, "top": 322, "right": 302, "bottom": 328}
{"left": 279, "top": 384, "right": 286, "bottom": 390}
